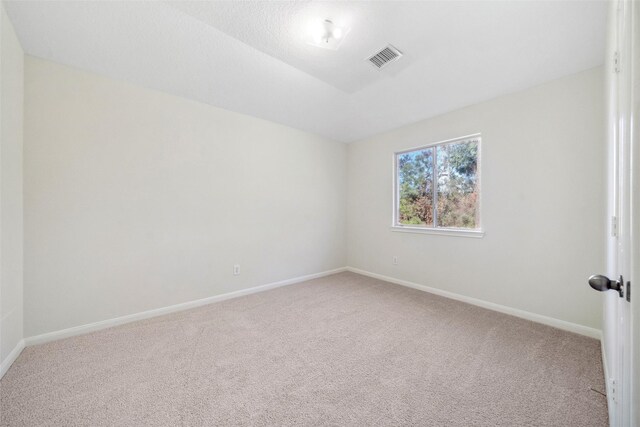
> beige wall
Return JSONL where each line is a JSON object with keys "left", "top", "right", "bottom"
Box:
{"left": 0, "top": 4, "right": 24, "bottom": 364}
{"left": 347, "top": 67, "right": 606, "bottom": 329}
{"left": 24, "top": 57, "right": 347, "bottom": 337}
{"left": 20, "top": 57, "right": 608, "bottom": 337}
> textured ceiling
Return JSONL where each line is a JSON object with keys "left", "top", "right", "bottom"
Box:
{"left": 4, "top": 1, "right": 607, "bottom": 142}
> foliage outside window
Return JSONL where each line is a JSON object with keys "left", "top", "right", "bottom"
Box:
{"left": 394, "top": 135, "right": 480, "bottom": 231}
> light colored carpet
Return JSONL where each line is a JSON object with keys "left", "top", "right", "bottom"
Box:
{"left": 1, "top": 272, "right": 607, "bottom": 426}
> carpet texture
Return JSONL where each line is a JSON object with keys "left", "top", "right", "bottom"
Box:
{"left": 0, "top": 272, "right": 607, "bottom": 426}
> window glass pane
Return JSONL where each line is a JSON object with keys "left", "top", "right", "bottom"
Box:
{"left": 436, "top": 140, "right": 479, "bottom": 228}
{"left": 397, "top": 148, "right": 434, "bottom": 226}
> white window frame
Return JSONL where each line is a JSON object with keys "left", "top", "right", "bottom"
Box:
{"left": 391, "top": 133, "right": 484, "bottom": 238}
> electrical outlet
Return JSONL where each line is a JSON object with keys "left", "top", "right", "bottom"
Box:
{"left": 392, "top": 256, "right": 398, "bottom": 265}
{"left": 233, "top": 264, "right": 240, "bottom": 275}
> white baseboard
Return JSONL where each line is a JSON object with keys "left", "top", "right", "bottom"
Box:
{"left": 25, "top": 267, "right": 347, "bottom": 347}
{"left": 0, "top": 339, "right": 25, "bottom": 380}
{"left": 19, "top": 265, "right": 601, "bottom": 354}
{"left": 346, "top": 267, "right": 602, "bottom": 339}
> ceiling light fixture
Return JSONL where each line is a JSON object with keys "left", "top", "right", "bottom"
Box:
{"left": 306, "top": 19, "right": 350, "bottom": 50}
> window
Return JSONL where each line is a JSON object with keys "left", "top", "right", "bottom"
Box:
{"left": 393, "top": 135, "right": 482, "bottom": 236}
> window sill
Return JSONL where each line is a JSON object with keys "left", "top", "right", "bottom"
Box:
{"left": 390, "top": 226, "right": 485, "bottom": 238}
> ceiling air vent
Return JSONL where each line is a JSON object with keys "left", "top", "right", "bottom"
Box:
{"left": 367, "top": 45, "right": 402, "bottom": 69}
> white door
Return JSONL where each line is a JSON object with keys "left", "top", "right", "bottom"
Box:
{"left": 599, "top": 0, "right": 636, "bottom": 426}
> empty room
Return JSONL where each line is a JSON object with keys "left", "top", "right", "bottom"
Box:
{"left": 0, "top": 0, "right": 639, "bottom": 426}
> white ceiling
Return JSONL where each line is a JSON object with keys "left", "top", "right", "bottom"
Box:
{"left": 4, "top": 1, "right": 607, "bottom": 143}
